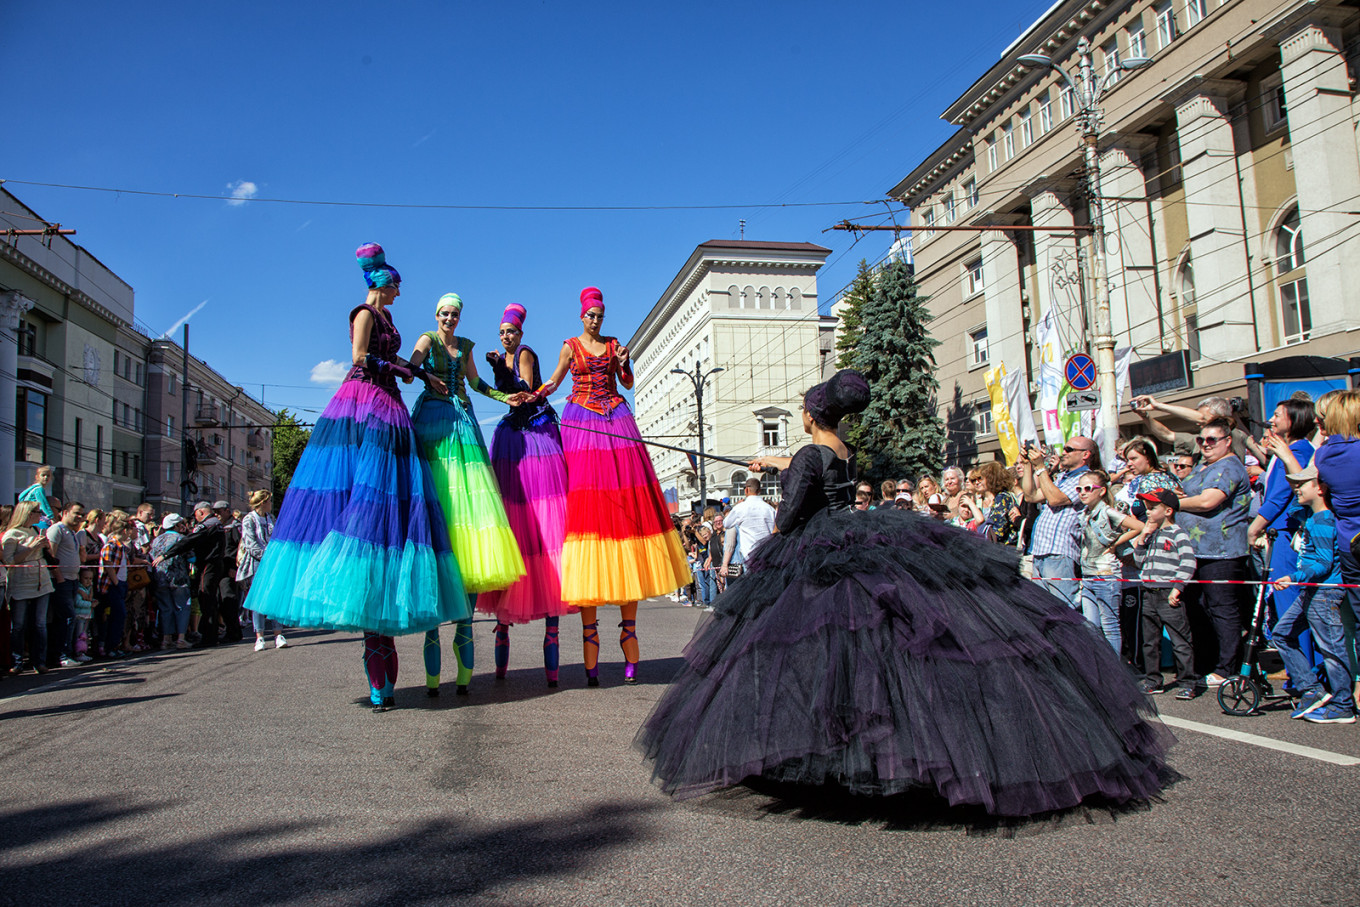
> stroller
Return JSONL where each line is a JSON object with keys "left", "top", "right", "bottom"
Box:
{"left": 1218, "top": 530, "right": 1291, "bottom": 716}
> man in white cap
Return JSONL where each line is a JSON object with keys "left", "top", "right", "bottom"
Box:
{"left": 155, "top": 502, "right": 230, "bottom": 647}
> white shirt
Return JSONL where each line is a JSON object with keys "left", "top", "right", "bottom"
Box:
{"left": 723, "top": 494, "right": 777, "bottom": 562}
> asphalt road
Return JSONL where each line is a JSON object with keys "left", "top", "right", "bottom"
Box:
{"left": 2, "top": 598, "right": 1358, "bottom": 907}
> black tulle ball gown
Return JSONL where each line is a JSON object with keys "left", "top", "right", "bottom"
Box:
{"left": 636, "top": 444, "right": 1172, "bottom": 817}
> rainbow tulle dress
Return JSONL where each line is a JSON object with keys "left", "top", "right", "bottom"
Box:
{"left": 249, "top": 304, "right": 470, "bottom": 634}
{"left": 410, "top": 333, "right": 526, "bottom": 594}
{"left": 559, "top": 337, "right": 690, "bottom": 605}
{"left": 478, "top": 345, "right": 575, "bottom": 623}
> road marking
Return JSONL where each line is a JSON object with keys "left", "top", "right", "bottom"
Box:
{"left": 1161, "top": 715, "right": 1360, "bottom": 766}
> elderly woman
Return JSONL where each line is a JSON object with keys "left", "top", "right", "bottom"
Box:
{"left": 941, "top": 466, "right": 966, "bottom": 523}
{"left": 236, "top": 490, "right": 283, "bottom": 653}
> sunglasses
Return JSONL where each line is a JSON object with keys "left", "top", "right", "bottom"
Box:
{"left": 1172, "top": 462, "right": 1194, "bottom": 469}
{"left": 1075, "top": 484, "right": 1105, "bottom": 493}
{"left": 1063, "top": 445, "right": 1089, "bottom": 453}
{"left": 1195, "top": 435, "right": 1227, "bottom": 446}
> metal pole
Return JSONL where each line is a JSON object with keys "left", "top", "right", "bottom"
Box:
{"left": 1077, "top": 36, "right": 1120, "bottom": 457}
{"left": 695, "top": 361, "right": 707, "bottom": 512}
{"left": 180, "top": 324, "right": 190, "bottom": 517}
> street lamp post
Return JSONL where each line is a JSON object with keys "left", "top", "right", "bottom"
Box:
{"left": 671, "top": 361, "right": 724, "bottom": 512}
{"left": 1020, "top": 39, "right": 1150, "bottom": 456}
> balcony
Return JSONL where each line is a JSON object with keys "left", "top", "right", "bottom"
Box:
{"left": 247, "top": 431, "right": 263, "bottom": 450}
{"left": 194, "top": 406, "right": 220, "bottom": 426}
{"left": 247, "top": 462, "right": 265, "bottom": 481}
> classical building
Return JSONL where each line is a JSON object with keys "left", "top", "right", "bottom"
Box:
{"left": 143, "top": 340, "right": 273, "bottom": 515}
{"left": 1, "top": 186, "right": 128, "bottom": 508}
{"left": 2, "top": 185, "right": 273, "bottom": 515}
{"left": 627, "top": 239, "right": 835, "bottom": 512}
{"left": 891, "top": 0, "right": 1360, "bottom": 463}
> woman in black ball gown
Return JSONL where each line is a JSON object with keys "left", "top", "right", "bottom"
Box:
{"left": 637, "top": 369, "right": 1170, "bottom": 817}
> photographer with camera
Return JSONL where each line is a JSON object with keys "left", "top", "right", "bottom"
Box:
{"left": 1019, "top": 436, "right": 1099, "bottom": 610}
{"left": 1130, "top": 394, "right": 1261, "bottom": 463}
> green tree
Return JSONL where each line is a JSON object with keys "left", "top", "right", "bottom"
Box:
{"left": 834, "top": 258, "right": 875, "bottom": 369}
{"left": 271, "top": 408, "right": 311, "bottom": 508}
{"left": 840, "top": 257, "right": 945, "bottom": 482}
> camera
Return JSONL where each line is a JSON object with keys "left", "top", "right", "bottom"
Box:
{"left": 1230, "top": 396, "right": 1247, "bottom": 415}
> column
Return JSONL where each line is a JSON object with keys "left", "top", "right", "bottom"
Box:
{"left": 1025, "top": 177, "right": 1084, "bottom": 349}
{"left": 1278, "top": 16, "right": 1360, "bottom": 331}
{"left": 0, "top": 291, "right": 34, "bottom": 504}
{"left": 977, "top": 212, "right": 1027, "bottom": 378}
{"left": 1099, "top": 136, "right": 1161, "bottom": 352}
{"left": 1165, "top": 78, "right": 1256, "bottom": 361}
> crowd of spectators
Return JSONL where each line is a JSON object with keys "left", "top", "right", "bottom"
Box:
{"left": 3, "top": 475, "right": 282, "bottom": 679}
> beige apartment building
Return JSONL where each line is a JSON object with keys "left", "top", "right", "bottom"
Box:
{"left": 628, "top": 240, "right": 835, "bottom": 512}
{"left": 892, "top": 0, "right": 1360, "bottom": 463}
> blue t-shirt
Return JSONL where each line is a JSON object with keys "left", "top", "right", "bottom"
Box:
{"left": 1179, "top": 455, "right": 1251, "bottom": 560}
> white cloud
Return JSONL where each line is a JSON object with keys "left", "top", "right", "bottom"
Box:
{"left": 310, "top": 359, "right": 350, "bottom": 385}
{"left": 226, "top": 180, "right": 258, "bottom": 206}
{"left": 161, "top": 300, "right": 208, "bottom": 339}
{"left": 296, "top": 219, "right": 313, "bottom": 232}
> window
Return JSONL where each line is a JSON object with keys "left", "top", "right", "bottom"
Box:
{"left": 1059, "top": 84, "right": 1075, "bottom": 120}
{"left": 1127, "top": 21, "right": 1147, "bottom": 60}
{"left": 167, "top": 415, "right": 176, "bottom": 438}
{"left": 1002, "top": 124, "right": 1015, "bottom": 160}
{"left": 762, "top": 421, "right": 781, "bottom": 447}
{"left": 944, "top": 192, "right": 957, "bottom": 223}
{"left": 987, "top": 137, "right": 998, "bottom": 172}
{"left": 122, "top": 402, "right": 130, "bottom": 426}
{"left": 168, "top": 373, "right": 178, "bottom": 395}
{"left": 1185, "top": 0, "right": 1207, "bottom": 28}
{"left": 964, "top": 178, "right": 979, "bottom": 209}
{"left": 975, "top": 401, "right": 993, "bottom": 436}
{"left": 17, "top": 319, "right": 37, "bottom": 357}
{"left": 1155, "top": 1, "right": 1176, "bottom": 49}
{"left": 122, "top": 451, "right": 129, "bottom": 477}
{"left": 1276, "top": 209, "right": 1310, "bottom": 344}
{"left": 921, "top": 207, "right": 935, "bottom": 237}
{"left": 114, "top": 350, "right": 120, "bottom": 376}
{"left": 1103, "top": 39, "right": 1121, "bottom": 84}
{"left": 16, "top": 388, "right": 46, "bottom": 463}
{"left": 112, "top": 399, "right": 119, "bottom": 426}
{"left": 1178, "top": 258, "right": 1199, "bottom": 362}
{"left": 1185, "top": 314, "right": 1202, "bottom": 364}
{"left": 1019, "top": 109, "right": 1034, "bottom": 147}
{"left": 133, "top": 455, "right": 141, "bottom": 480}
{"left": 966, "top": 258, "right": 985, "bottom": 296}
{"left": 1262, "top": 75, "right": 1287, "bottom": 133}
{"left": 96, "top": 425, "right": 104, "bottom": 475}
{"left": 970, "top": 327, "right": 990, "bottom": 367}
{"left": 134, "top": 408, "right": 143, "bottom": 431}
{"left": 110, "top": 445, "right": 116, "bottom": 475}
{"left": 135, "top": 362, "right": 143, "bottom": 386}
{"left": 1039, "top": 91, "right": 1053, "bottom": 135}
{"left": 167, "top": 462, "right": 174, "bottom": 484}
{"left": 74, "top": 418, "right": 83, "bottom": 470}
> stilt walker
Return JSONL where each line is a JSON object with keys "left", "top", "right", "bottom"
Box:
{"left": 247, "top": 243, "right": 469, "bottom": 711}
{"left": 478, "top": 304, "right": 575, "bottom": 687}
{"left": 408, "top": 293, "right": 526, "bottom": 696}
{"left": 525, "top": 287, "right": 690, "bottom": 685}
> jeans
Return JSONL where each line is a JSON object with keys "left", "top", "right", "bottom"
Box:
{"left": 101, "top": 581, "right": 128, "bottom": 654}
{"left": 696, "top": 565, "right": 716, "bottom": 606}
{"left": 1340, "top": 547, "right": 1360, "bottom": 679}
{"left": 1185, "top": 557, "right": 1247, "bottom": 677}
{"left": 1032, "top": 554, "right": 1079, "bottom": 610}
{"left": 1079, "top": 574, "right": 1121, "bottom": 652}
{"left": 11, "top": 593, "right": 50, "bottom": 670}
{"left": 1272, "top": 587, "right": 1355, "bottom": 712}
{"left": 48, "top": 579, "right": 77, "bottom": 662}
{"left": 1141, "top": 587, "right": 1196, "bottom": 690}
{"left": 155, "top": 584, "right": 191, "bottom": 637}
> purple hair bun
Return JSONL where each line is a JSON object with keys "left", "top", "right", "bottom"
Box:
{"left": 805, "top": 369, "right": 870, "bottom": 426}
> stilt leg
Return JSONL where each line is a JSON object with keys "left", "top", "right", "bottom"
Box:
{"left": 494, "top": 622, "right": 510, "bottom": 679}
{"left": 453, "top": 619, "right": 474, "bottom": 694}
{"left": 582, "top": 606, "right": 599, "bottom": 687}
{"left": 363, "top": 633, "right": 386, "bottom": 708}
{"left": 543, "top": 616, "right": 559, "bottom": 688}
{"left": 619, "top": 601, "right": 639, "bottom": 684}
{"left": 424, "top": 628, "right": 441, "bottom": 696}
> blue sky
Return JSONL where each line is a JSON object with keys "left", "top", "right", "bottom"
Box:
{"left": 4, "top": 0, "right": 1056, "bottom": 423}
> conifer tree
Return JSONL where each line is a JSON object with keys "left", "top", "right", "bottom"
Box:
{"left": 840, "top": 257, "right": 945, "bottom": 481}
{"left": 834, "top": 258, "right": 875, "bottom": 369}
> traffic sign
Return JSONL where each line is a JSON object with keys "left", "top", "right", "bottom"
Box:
{"left": 1065, "top": 353, "right": 1096, "bottom": 391}
{"left": 1067, "top": 390, "right": 1099, "bottom": 412}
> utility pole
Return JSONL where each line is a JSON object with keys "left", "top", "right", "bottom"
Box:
{"left": 1019, "top": 39, "right": 1150, "bottom": 458}
{"left": 671, "top": 360, "right": 724, "bottom": 512}
{"left": 180, "top": 324, "right": 190, "bottom": 517}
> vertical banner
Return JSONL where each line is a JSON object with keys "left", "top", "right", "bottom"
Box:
{"left": 1002, "top": 364, "right": 1039, "bottom": 452}
{"left": 1093, "top": 346, "right": 1134, "bottom": 467}
{"left": 1035, "top": 309, "right": 1064, "bottom": 444}
{"left": 985, "top": 364, "right": 1020, "bottom": 466}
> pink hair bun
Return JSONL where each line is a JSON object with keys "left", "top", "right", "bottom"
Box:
{"left": 501, "top": 303, "right": 527, "bottom": 330}
{"left": 580, "top": 286, "right": 604, "bottom": 317}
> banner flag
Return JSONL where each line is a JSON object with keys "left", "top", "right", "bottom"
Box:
{"left": 984, "top": 364, "right": 1020, "bottom": 466}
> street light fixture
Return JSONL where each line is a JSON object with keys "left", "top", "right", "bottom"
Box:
{"left": 1016, "top": 37, "right": 1148, "bottom": 460}
{"left": 671, "top": 361, "right": 724, "bottom": 512}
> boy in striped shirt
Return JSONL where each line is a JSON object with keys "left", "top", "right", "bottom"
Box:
{"left": 1131, "top": 489, "right": 1198, "bottom": 699}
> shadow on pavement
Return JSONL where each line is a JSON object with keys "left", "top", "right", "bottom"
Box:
{"left": 0, "top": 797, "right": 659, "bottom": 906}
{"left": 687, "top": 776, "right": 1169, "bottom": 838}
{"left": 0, "top": 692, "right": 178, "bottom": 721}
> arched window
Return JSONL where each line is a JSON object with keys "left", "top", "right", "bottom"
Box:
{"left": 743, "top": 286, "right": 755, "bottom": 310}
{"left": 772, "top": 287, "right": 785, "bottom": 309}
{"left": 1274, "top": 208, "right": 1310, "bottom": 343}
